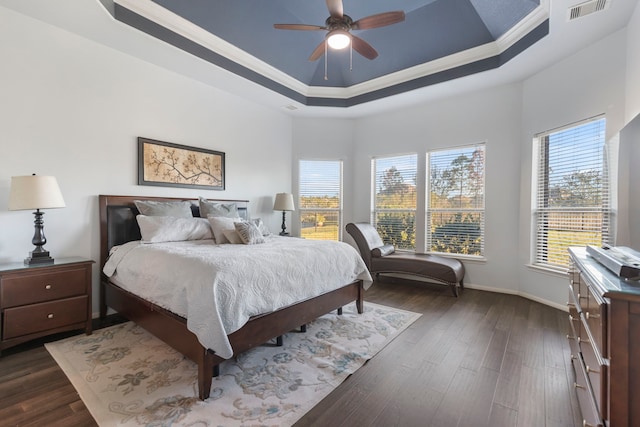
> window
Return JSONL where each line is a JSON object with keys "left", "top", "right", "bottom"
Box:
{"left": 372, "top": 154, "right": 417, "bottom": 250}
{"left": 532, "top": 116, "right": 612, "bottom": 270}
{"left": 298, "top": 160, "right": 342, "bottom": 241}
{"left": 427, "top": 144, "right": 485, "bottom": 256}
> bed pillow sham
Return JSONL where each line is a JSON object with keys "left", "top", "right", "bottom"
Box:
{"left": 208, "top": 215, "right": 243, "bottom": 244}
{"left": 250, "top": 218, "right": 272, "bottom": 236}
{"left": 137, "top": 215, "right": 213, "bottom": 243}
{"left": 235, "top": 221, "right": 266, "bottom": 245}
{"left": 134, "top": 200, "right": 193, "bottom": 218}
{"left": 222, "top": 228, "right": 244, "bottom": 244}
{"left": 199, "top": 197, "right": 238, "bottom": 218}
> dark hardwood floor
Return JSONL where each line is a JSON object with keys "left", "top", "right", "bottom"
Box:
{"left": 0, "top": 279, "right": 581, "bottom": 427}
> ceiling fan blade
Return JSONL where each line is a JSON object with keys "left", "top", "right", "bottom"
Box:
{"left": 308, "top": 40, "right": 326, "bottom": 61}
{"left": 351, "top": 35, "right": 378, "bottom": 60}
{"left": 274, "top": 24, "right": 326, "bottom": 31}
{"left": 326, "top": 0, "right": 343, "bottom": 18}
{"left": 352, "top": 11, "right": 405, "bottom": 30}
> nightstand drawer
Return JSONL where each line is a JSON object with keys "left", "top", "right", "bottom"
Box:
{"left": 3, "top": 295, "right": 88, "bottom": 339}
{"left": 1, "top": 267, "right": 87, "bottom": 308}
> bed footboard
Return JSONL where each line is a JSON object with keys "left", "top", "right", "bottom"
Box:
{"left": 101, "top": 277, "right": 364, "bottom": 400}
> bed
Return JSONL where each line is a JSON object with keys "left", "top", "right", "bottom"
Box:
{"left": 98, "top": 194, "right": 371, "bottom": 400}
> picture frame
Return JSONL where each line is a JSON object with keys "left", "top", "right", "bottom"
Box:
{"left": 138, "top": 137, "right": 225, "bottom": 190}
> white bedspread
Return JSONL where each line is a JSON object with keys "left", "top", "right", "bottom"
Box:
{"left": 103, "top": 236, "right": 372, "bottom": 359}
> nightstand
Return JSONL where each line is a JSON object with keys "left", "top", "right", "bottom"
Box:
{"left": 0, "top": 257, "right": 93, "bottom": 354}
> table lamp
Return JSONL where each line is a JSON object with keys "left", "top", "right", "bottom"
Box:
{"left": 9, "top": 174, "right": 66, "bottom": 265}
{"left": 273, "top": 193, "right": 295, "bottom": 236}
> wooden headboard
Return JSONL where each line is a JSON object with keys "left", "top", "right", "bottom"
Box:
{"left": 98, "top": 195, "right": 249, "bottom": 271}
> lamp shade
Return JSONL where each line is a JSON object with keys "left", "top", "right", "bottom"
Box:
{"left": 273, "top": 193, "right": 295, "bottom": 211}
{"left": 9, "top": 175, "right": 66, "bottom": 211}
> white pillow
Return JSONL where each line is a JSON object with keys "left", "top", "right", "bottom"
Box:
{"left": 208, "top": 215, "right": 243, "bottom": 244}
{"left": 251, "top": 218, "right": 272, "bottom": 236}
{"left": 137, "top": 215, "right": 213, "bottom": 243}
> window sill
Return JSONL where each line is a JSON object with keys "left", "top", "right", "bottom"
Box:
{"left": 526, "top": 263, "right": 569, "bottom": 278}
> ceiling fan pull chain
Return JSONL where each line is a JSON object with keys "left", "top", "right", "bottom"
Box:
{"left": 350, "top": 43, "right": 353, "bottom": 71}
{"left": 324, "top": 39, "right": 328, "bottom": 80}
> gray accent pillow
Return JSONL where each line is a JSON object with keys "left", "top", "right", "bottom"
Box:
{"left": 134, "top": 200, "right": 193, "bottom": 217}
{"left": 372, "top": 244, "right": 395, "bottom": 257}
{"left": 137, "top": 215, "right": 212, "bottom": 243}
{"left": 199, "top": 197, "right": 238, "bottom": 218}
{"left": 234, "top": 221, "right": 265, "bottom": 245}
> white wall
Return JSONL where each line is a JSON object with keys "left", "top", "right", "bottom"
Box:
{"left": 518, "top": 29, "right": 627, "bottom": 305}
{"left": 295, "top": 84, "right": 524, "bottom": 295}
{"left": 0, "top": 7, "right": 293, "bottom": 315}
{"left": 293, "top": 26, "right": 631, "bottom": 309}
{"left": 626, "top": 1, "right": 640, "bottom": 121}
{"left": 291, "top": 118, "right": 355, "bottom": 238}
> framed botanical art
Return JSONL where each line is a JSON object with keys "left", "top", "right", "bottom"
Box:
{"left": 138, "top": 137, "right": 225, "bottom": 190}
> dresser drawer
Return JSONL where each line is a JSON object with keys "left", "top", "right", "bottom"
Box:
{"left": 1, "top": 267, "right": 87, "bottom": 308}
{"left": 568, "top": 313, "right": 581, "bottom": 357}
{"left": 580, "top": 335, "right": 607, "bottom": 416}
{"left": 3, "top": 295, "right": 88, "bottom": 339}
{"left": 585, "top": 285, "right": 606, "bottom": 357}
{"left": 572, "top": 356, "right": 604, "bottom": 427}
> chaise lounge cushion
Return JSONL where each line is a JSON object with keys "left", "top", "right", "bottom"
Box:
{"left": 346, "top": 222, "right": 465, "bottom": 296}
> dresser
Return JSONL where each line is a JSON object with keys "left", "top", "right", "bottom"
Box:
{"left": 0, "top": 258, "right": 93, "bottom": 354}
{"left": 568, "top": 247, "right": 640, "bottom": 427}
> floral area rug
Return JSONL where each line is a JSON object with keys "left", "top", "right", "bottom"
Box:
{"left": 45, "top": 302, "right": 420, "bottom": 427}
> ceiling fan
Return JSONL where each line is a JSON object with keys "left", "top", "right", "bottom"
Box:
{"left": 274, "top": 0, "right": 405, "bottom": 61}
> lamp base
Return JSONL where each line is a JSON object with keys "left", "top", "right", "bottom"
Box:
{"left": 25, "top": 249, "right": 54, "bottom": 265}
{"left": 279, "top": 232, "right": 290, "bottom": 236}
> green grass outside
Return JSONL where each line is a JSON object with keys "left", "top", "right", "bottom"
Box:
{"left": 301, "top": 225, "right": 339, "bottom": 240}
{"left": 543, "top": 229, "right": 601, "bottom": 267}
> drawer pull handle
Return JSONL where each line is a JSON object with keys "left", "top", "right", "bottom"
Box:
{"left": 586, "top": 312, "right": 600, "bottom": 320}
{"left": 579, "top": 337, "right": 590, "bottom": 344}
{"left": 586, "top": 365, "right": 600, "bottom": 374}
{"left": 574, "top": 382, "right": 586, "bottom": 390}
{"left": 583, "top": 421, "right": 595, "bottom": 427}
{"left": 47, "top": 313, "right": 54, "bottom": 319}
{"left": 567, "top": 334, "right": 576, "bottom": 341}
{"left": 45, "top": 284, "right": 52, "bottom": 290}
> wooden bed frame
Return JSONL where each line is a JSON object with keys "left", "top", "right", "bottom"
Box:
{"left": 98, "top": 194, "right": 364, "bottom": 400}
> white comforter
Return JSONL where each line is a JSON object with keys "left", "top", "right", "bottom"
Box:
{"left": 103, "top": 236, "right": 372, "bottom": 359}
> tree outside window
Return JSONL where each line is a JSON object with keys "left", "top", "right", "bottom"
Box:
{"left": 427, "top": 144, "right": 485, "bottom": 256}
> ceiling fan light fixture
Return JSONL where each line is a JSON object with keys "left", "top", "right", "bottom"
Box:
{"left": 327, "top": 30, "right": 351, "bottom": 50}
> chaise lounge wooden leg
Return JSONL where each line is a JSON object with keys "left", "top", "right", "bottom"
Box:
{"left": 337, "top": 307, "right": 343, "bottom": 315}
{"left": 300, "top": 324, "right": 307, "bottom": 333}
{"left": 451, "top": 283, "right": 459, "bottom": 297}
{"left": 276, "top": 335, "right": 283, "bottom": 346}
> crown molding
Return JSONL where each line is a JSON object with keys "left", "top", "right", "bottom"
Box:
{"left": 114, "top": 0, "right": 549, "bottom": 102}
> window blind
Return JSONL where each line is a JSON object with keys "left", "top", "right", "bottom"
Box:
{"left": 533, "top": 117, "right": 611, "bottom": 269}
{"left": 427, "top": 144, "right": 485, "bottom": 256}
{"left": 372, "top": 154, "right": 417, "bottom": 250}
{"left": 298, "top": 160, "right": 342, "bottom": 241}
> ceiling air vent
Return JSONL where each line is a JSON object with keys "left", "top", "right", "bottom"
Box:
{"left": 568, "top": 0, "right": 610, "bottom": 21}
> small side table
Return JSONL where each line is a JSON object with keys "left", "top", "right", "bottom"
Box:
{"left": 0, "top": 257, "right": 93, "bottom": 354}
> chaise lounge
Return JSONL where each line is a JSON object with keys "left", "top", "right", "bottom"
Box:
{"left": 346, "top": 222, "right": 465, "bottom": 297}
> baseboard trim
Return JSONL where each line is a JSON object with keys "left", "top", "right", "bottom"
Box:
{"left": 377, "top": 274, "right": 568, "bottom": 312}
